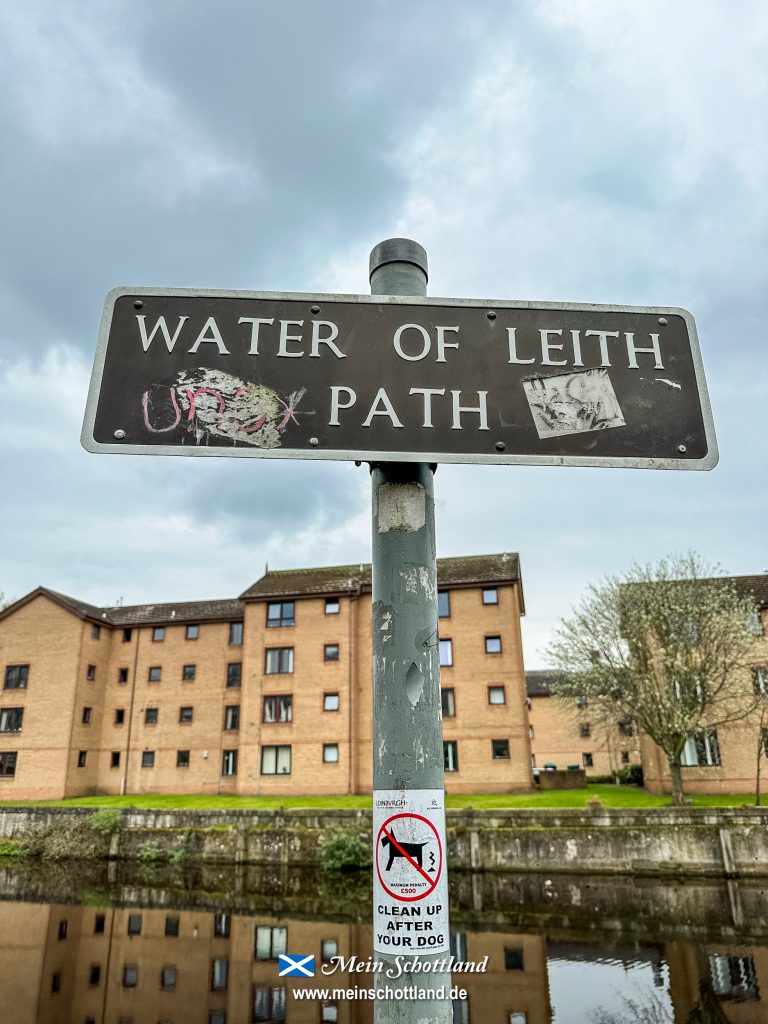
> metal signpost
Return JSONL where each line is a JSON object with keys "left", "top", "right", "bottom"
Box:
{"left": 82, "top": 239, "right": 718, "bottom": 1024}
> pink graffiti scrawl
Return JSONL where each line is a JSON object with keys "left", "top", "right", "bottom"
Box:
{"left": 142, "top": 368, "right": 306, "bottom": 448}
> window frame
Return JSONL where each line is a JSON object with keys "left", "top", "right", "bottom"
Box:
{"left": 261, "top": 744, "right": 292, "bottom": 775}
{"left": 176, "top": 749, "right": 190, "bottom": 768}
{"left": 323, "top": 743, "right": 339, "bottom": 764}
{"left": 439, "top": 638, "right": 453, "bottom": 667}
{"left": 325, "top": 598, "right": 340, "bottom": 615}
{"left": 224, "top": 705, "right": 240, "bottom": 731}
{"left": 488, "top": 685, "right": 506, "bottom": 705}
{"left": 263, "top": 694, "right": 293, "bottom": 723}
{"left": 443, "top": 740, "right": 458, "bottom": 772}
{"left": 144, "top": 707, "right": 159, "bottom": 725}
{"left": 438, "top": 591, "right": 451, "bottom": 618}
{"left": 324, "top": 643, "right": 340, "bottom": 662}
{"left": 484, "top": 635, "right": 502, "bottom": 654}
{"left": 266, "top": 601, "right": 295, "bottom": 628}
{"left": 441, "top": 687, "right": 456, "bottom": 717}
{"left": 265, "top": 647, "right": 294, "bottom": 675}
{"left": 4, "top": 664, "right": 29, "bottom": 690}
{"left": 323, "top": 692, "right": 340, "bottom": 712}
{"left": 152, "top": 626, "right": 165, "bottom": 643}
{"left": 141, "top": 750, "right": 155, "bottom": 769}
{"left": 492, "top": 739, "right": 510, "bottom": 759}
{"left": 178, "top": 705, "right": 194, "bottom": 724}
{"left": 0, "top": 751, "right": 18, "bottom": 777}
{"left": 226, "top": 662, "right": 242, "bottom": 688}
{"left": 182, "top": 663, "right": 196, "bottom": 681}
{"left": 0, "top": 707, "right": 24, "bottom": 733}
{"left": 148, "top": 666, "right": 162, "bottom": 683}
{"left": 185, "top": 624, "right": 199, "bottom": 640}
{"left": 482, "top": 587, "right": 499, "bottom": 605}
{"left": 229, "top": 621, "right": 243, "bottom": 646}
{"left": 221, "top": 749, "right": 238, "bottom": 776}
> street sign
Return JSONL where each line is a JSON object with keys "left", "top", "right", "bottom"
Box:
{"left": 373, "top": 790, "right": 449, "bottom": 954}
{"left": 82, "top": 287, "right": 718, "bottom": 469}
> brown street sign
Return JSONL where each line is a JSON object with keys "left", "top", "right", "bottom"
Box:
{"left": 81, "top": 287, "right": 718, "bottom": 469}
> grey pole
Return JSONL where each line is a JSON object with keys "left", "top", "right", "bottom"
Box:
{"left": 370, "top": 239, "right": 452, "bottom": 1024}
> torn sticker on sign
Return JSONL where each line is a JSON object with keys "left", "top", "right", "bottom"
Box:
{"left": 523, "top": 367, "right": 626, "bottom": 439}
{"left": 141, "top": 367, "right": 306, "bottom": 448}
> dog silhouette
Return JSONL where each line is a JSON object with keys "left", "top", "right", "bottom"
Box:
{"left": 381, "top": 830, "right": 429, "bottom": 871}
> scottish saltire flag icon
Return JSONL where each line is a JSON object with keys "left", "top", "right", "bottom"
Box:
{"left": 278, "top": 954, "right": 315, "bottom": 977}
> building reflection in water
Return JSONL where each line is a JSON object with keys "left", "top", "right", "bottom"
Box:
{"left": 0, "top": 896, "right": 766, "bottom": 1023}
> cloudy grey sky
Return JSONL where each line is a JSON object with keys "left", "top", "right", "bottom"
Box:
{"left": 1, "top": 0, "right": 766, "bottom": 667}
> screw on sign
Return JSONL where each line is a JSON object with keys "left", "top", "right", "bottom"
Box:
{"left": 376, "top": 813, "right": 442, "bottom": 901}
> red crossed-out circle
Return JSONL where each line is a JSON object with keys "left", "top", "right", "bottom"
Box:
{"left": 375, "top": 812, "right": 442, "bottom": 902}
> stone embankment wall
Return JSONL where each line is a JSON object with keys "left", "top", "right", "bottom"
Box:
{"left": 0, "top": 806, "right": 766, "bottom": 877}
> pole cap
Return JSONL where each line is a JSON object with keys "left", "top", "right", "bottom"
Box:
{"left": 369, "top": 238, "right": 428, "bottom": 283}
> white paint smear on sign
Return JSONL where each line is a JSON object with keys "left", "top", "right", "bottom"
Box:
{"left": 373, "top": 789, "right": 449, "bottom": 955}
{"left": 523, "top": 367, "right": 625, "bottom": 439}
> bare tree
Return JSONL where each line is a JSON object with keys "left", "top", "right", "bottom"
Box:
{"left": 547, "top": 554, "right": 760, "bottom": 805}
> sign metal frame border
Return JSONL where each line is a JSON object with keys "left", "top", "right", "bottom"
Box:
{"left": 82, "top": 286, "right": 718, "bottom": 471}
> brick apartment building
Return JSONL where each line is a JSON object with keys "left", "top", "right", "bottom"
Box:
{"left": 526, "top": 671, "right": 641, "bottom": 777}
{"left": 0, "top": 553, "right": 531, "bottom": 800}
{"left": 641, "top": 575, "right": 768, "bottom": 796}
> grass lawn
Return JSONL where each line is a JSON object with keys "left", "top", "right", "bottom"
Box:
{"left": 0, "top": 786, "right": 761, "bottom": 811}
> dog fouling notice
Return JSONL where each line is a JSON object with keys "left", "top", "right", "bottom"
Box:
{"left": 373, "top": 789, "right": 449, "bottom": 954}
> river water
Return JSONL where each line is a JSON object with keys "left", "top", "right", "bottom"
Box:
{"left": 0, "top": 861, "right": 765, "bottom": 1023}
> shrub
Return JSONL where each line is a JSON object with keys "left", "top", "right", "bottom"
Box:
{"left": 587, "top": 775, "right": 615, "bottom": 785}
{"left": 616, "top": 764, "right": 644, "bottom": 786}
{"left": 317, "top": 829, "right": 370, "bottom": 872}
{"left": 586, "top": 797, "right": 604, "bottom": 812}
{"left": 137, "top": 839, "right": 165, "bottom": 864}
{"left": 90, "top": 807, "right": 122, "bottom": 837}
{"left": 22, "top": 818, "right": 106, "bottom": 861}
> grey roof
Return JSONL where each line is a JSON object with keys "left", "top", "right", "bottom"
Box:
{"left": 526, "top": 670, "right": 560, "bottom": 698}
{"left": 240, "top": 553, "right": 522, "bottom": 602}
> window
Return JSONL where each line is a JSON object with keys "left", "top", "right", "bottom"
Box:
{"left": 127, "top": 913, "right": 142, "bottom": 935}
{"left": 323, "top": 744, "right": 339, "bottom": 763}
{"left": 0, "top": 752, "right": 18, "bottom": 777}
{"left": 488, "top": 686, "right": 506, "bottom": 705}
{"left": 576, "top": 696, "right": 588, "bottom": 709}
{"left": 51, "top": 971, "right": 61, "bottom": 993}
{"left": 438, "top": 591, "right": 451, "bottom": 618}
{"left": 118, "top": 667, "right": 129, "bottom": 683}
{"left": 253, "top": 986, "right": 286, "bottom": 1022}
{"left": 182, "top": 664, "right": 196, "bottom": 681}
{"left": 325, "top": 598, "right": 339, "bottom": 615}
{"left": 89, "top": 963, "right": 101, "bottom": 986}
{"left": 582, "top": 752, "right": 594, "bottom": 768}
{"left": 91, "top": 624, "right": 101, "bottom": 640}
{"left": 222, "top": 749, "right": 238, "bottom": 776}
{"left": 224, "top": 705, "right": 240, "bottom": 730}
{"left": 226, "top": 662, "right": 242, "bottom": 688}
{"left": 209, "top": 1013, "right": 227, "bottom": 1024}
{"left": 324, "top": 643, "right": 340, "bottom": 662}
{"left": 441, "top": 688, "right": 456, "bottom": 717}
{"left": 504, "top": 946, "right": 524, "bottom": 970}
{"left": 321, "top": 1004, "right": 338, "bottom": 1023}
{"left": 82, "top": 706, "right": 92, "bottom": 725}
{"left": 492, "top": 739, "right": 510, "bottom": 759}
{"left": 179, "top": 706, "right": 193, "bottom": 724}
{"left": 261, "top": 745, "right": 291, "bottom": 775}
{"left": 753, "top": 667, "right": 768, "bottom": 697}
{"left": 439, "top": 639, "right": 453, "bottom": 667}
{"left": 141, "top": 750, "right": 155, "bottom": 768}
{"left": 211, "top": 957, "right": 229, "bottom": 991}
{"left": 618, "top": 719, "right": 634, "bottom": 737}
{"left": 254, "top": 926, "right": 288, "bottom": 960}
{"left": 94, "top": 914, "right": 105, "bottom": 934}
{"left": 4, "top": 665, "right": 28, "bottom": 689}
{"left": 324, "top": 693, "right": 340, "bottom": 712}
{"left": 115, "top": 708, "right": 125, "bottom": 725}
{"left": 186, "top": 623, "right": 199, "bottom": 640}
{"left": 509, "top": 1015, "right": 528, "bottom": 1024}
{"left": 0, "top": 708, "right": 23, "bottom": 732}
{"left": 77, "top": 751, "right": 87, "bottom": 768}
{"left": 111, "top": 751, "right": 120, "bottom": 768}
{"left": 709, "top": 953, "right": 759, "bottom": 1000}
{"left": 529, "top": 725, "right": 534, "bottom": 739}
{"left": 485, "top": 635, "right": 502, "bottom": 654}
{"left": 165, "top": 915, "right": 179, "bottom": 937}
{"left": 161, "top": 966, "right": 177, "bottom": 990}
{"left": 86, "top": 664, "right": 96, "bottom": 681}
{"left": 145, "top": 707, "right": 158, "bottom": 725}
{"left": 177, "top": 750, "right": 190, "bottom": 768}
{"left": 153, "top": 626, "right": 165, "bottom": 642}
{"left": 263, "top": 695, "right": 293, "bottom": 723}
{"left": 229, "top": 622, "right": 243, "bottom": 646}
{"left": 482, "top": 587, "right": 498, "bottom": 605}
{"left": 579, "top": 723, "right": 591, "bottom": 738}
{"left": 213, "top": 912, "right": 230, "bottom": 938}
{"left": 444, "top": 741, "right": 458, "bottom": 772}
{"left": 267, "top": 601, "right": 294, "bottom": 628}
{"left": 122, "top": 628, "right": 133, "bottom": 643}
{"left": 58, "top": 919, "right": 68, "bottom": 939}
{"left": 621, "top": 751, "right": 630, "bottom": 764}
{"left": 682, "top": 730, "right": 721, "bottom": 767}
{"left": 148, "top": 666, "right": 162, "bottom": 682}
{"left": 746, "top": 609, "right": 764, "bottom": 636}
{"left": 123, "top": 964, "right": 138, "bottom": 987}
{"left": 321, "top": 939, "right": 338, "bottom": 962}
{"left": 265, "top": 648, "right": 294, "bottom": 674}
